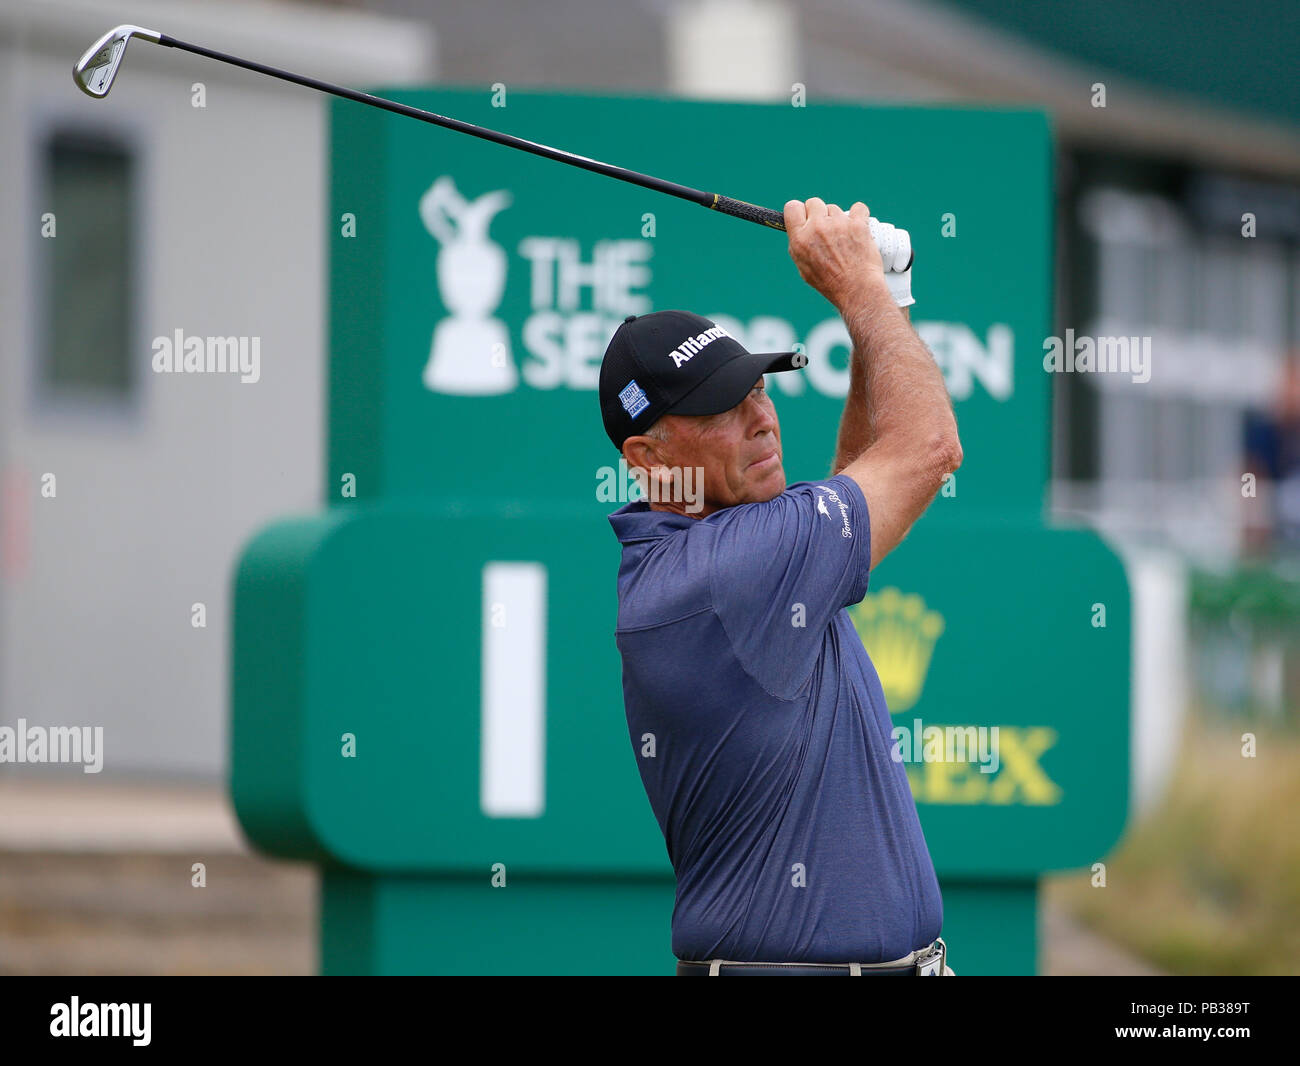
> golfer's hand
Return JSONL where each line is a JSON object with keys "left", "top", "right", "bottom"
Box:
{"left": 784, "top": 198, "right": 888, "bottom": 310}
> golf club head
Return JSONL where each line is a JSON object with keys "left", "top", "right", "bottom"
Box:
{"left": 73, "top": 25, "right": 162, "bottom": 98}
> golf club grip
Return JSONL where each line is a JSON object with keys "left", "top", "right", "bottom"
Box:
{"left": 712, "top": 195, "right": 787, "bottom": 230}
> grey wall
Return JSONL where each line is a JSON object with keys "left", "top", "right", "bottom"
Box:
{"left": 0, "top": 0, "right": 435, "bottom": 779}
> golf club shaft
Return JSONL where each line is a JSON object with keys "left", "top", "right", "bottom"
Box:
{"left": 158, "top": 35, "right": 788, "bottom": 231}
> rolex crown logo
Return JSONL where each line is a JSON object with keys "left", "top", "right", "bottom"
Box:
{"left": 848, "top": 587, "right": 944, "bottom": 713}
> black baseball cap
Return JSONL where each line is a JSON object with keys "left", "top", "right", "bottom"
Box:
{"left": 599, "top": 310, "right": 801, "bottom": 450}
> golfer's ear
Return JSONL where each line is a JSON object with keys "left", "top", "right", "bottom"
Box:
{"left": 622, "top": 436, "right": 659, "bottom": 471}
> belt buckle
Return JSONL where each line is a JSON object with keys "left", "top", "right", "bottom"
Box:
{"left": 914, "top": 937, "right": 945, "bottom": 976}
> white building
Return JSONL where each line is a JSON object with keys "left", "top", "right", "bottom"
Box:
{"left": 0, "top": 0, "right": 435, "bottom": 777}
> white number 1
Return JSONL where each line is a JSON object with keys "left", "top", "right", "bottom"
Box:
{"left": 480, "top": 562, "right": 547, "bottom": 818}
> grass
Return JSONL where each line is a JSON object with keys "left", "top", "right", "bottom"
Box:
{"left": 1045, "top": 707, "right": 1300, "bottom": 975}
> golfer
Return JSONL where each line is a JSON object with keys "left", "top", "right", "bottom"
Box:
{"left": 598, "top": 198, "right": 962, "bottom": 975}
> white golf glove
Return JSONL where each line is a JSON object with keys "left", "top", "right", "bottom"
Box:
{"left": 868, "top": 218, "right": 914, "bottom": 308}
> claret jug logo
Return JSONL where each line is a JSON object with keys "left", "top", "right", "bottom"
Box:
{"left": 849, "top": 587, "right": 944, "bottom": 714}
{"left": 418, "top": 176, "right": 517, "bottom": 395}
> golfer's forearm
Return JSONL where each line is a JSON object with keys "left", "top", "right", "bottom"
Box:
{"left": 830, "top": 280, "right": 892, "bottom": 472}
{"left": 830, "top": 349, "right": 872, "bottom": 474}
{"left": 834, "top": 283, "right": 956, "bottom": 467}
{"left": 830, "top": 306, "right": 915, "bottom": 473}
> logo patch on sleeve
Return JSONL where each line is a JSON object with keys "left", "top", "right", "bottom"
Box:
{"left": 618, "top": 380, "right": 650, "bottom": 418}
{"left": 823, "top": 487, "right": 853, "bottom": 538}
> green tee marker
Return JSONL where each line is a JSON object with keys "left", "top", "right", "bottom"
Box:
{"left": 232, "top": 91, "right": 1130, "bottom": 974}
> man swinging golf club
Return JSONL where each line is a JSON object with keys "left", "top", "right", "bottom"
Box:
{"left": 600, "top": 197, "right": 962, "bottom": 976}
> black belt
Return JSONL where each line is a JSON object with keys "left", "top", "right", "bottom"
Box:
{"left": 676, "top": 938, "right": 946, "bottom": 976}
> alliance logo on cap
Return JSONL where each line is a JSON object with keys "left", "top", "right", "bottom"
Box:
{"left": 667, "top": 325, "right": 733, "bottom": 368}
{"left": 618, "top": 379, "right": 650, "bottom": 418}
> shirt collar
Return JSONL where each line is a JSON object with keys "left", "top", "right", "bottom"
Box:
{"left": 607, "top": 500, "right": 695, "bottom": 544}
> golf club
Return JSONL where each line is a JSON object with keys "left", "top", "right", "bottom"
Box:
{"left": 73, "top": 23, "right": 912, "bottom": 271}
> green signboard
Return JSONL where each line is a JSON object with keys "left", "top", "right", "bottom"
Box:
{"left": 328, "top": 94, "right": 1049, "bottom": 515}
{"left": 232, "top": 90, "right": 1130, "bottom": 974}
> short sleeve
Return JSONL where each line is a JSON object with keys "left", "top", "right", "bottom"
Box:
{"left": 703, "top": 474, "right": 872, "bottom": 697}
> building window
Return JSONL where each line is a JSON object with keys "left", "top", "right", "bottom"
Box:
{"left": 40, "top": 131, "right": 135, "bottom": 398}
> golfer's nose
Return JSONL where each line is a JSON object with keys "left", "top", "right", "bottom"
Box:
{"left": 747, "top": 393, "right": 776, "bottom": 435}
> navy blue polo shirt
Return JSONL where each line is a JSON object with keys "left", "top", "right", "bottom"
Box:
{"left": 609, "top": 474, "right": 943, "bottom": 963}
